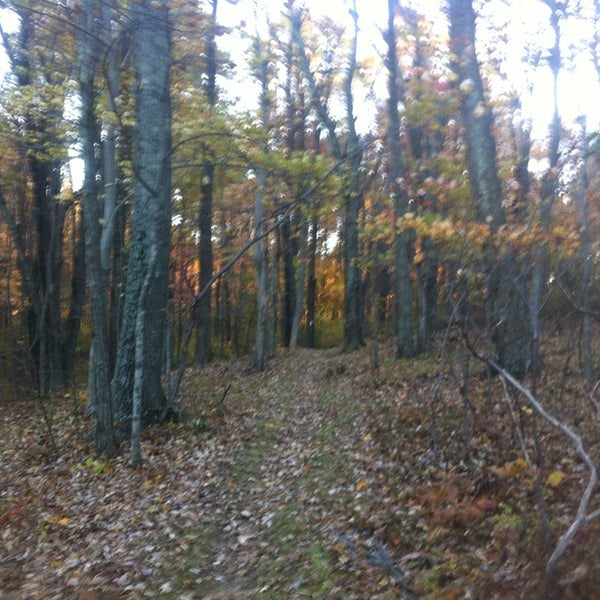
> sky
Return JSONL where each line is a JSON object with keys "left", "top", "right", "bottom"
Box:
{"left": 1, "top": 0, "right": 599, "bottom": 137}
{"left": 214, "top": 0, "right": 600, "bottom": 138}
{"left": 215, "top": 0, "right": 445, "bottom": 130}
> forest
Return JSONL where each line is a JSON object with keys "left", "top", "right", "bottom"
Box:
{"left": 2, "top": 0, "right": 600, "bottom": 597}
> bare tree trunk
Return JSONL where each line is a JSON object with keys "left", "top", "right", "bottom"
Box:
{"left": 386, "top": 0, "right": 415, "bottom": 358}
{"left": 195, "top": 0, "right": 219, "bottom": 366}
{"left": 113, "top": 0, "right": 172, "bottom": 424}
{"left": 78, "top": 0, "right": 116, "bottom": 457}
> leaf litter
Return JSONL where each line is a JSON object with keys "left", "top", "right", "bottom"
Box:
{"left": 2, "top": 341, "right": 600, "bottom": 598}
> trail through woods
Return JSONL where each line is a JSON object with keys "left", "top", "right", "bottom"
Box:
{"left": 2, "top": 343, "right": 600, "bottom": 598}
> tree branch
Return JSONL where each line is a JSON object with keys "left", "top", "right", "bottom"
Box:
{"left": 488, "top": 359, "right": 599, "bottom": 577}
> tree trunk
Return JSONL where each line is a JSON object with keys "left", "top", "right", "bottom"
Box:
{"left": 61, "top": 203, "right": 86, "bottom": 380}
{"left": 448, "top": 0, "right": 536, "bottom": 374}
{"left": 113, "top": 0, "right": 172, "bottom": 424}
{"left": 341, "top": 5, "right": 365, "bottom": 351}
{"left": 576, "top": 119, "right": 593, "bottom": 381}
{"left": 417, "top": 236, "right": 438, "bottom": 352}
{"left": 131, "top": 245, "right": 157, "bottom": 467}
{"left": 251, "top": 33, "right": 273, "bottom": 371}
{"left": 195, "top": 0, "right": 219, "bottom": 366}
{"left": 386, "top": 0, "right": 415, "bottom": 358}
{"left": 290, "top": 215, "right": 308, "bottom": 347}
{"left": 306, "top": 215, "right": 318, "bottom": 348}
{"left": 254, "top": 169, "right": 269, "bottom": 371}
{"left": 78, "top": 0, "right": 116, "bottom": 457}
{"left": 279, "top": 215, "right": 298, "bottom": 347}
{"left": 448, "top": 0, "right": 504, "bottom": 229}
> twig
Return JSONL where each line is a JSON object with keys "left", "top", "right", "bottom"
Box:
{"left": 219, "top": 383, "right": 231, "bottom": 407}
{"left": 498, "top": 375, "right": 533, "bottom": 469}
{"left": 588, "top": 380, "right": 600, "bottom": 420}
{"left": 35, "top": 391, "right": 59, "bottom": 457}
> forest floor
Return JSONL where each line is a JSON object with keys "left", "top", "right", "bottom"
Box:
{"left": 2, "top": 338, "right": 600, "bottom": 599}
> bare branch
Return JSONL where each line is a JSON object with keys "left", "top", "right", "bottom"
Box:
{"left": 489, "top": 359, "right": 599, "bottom": 577}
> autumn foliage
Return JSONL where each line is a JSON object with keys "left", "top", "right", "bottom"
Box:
{"left": 2, "top": 0, "right": 600, "bottom": 597}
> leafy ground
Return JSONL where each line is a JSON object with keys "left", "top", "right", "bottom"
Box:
{"left": 2, "top": 340, "right": 600, "bottom": 599}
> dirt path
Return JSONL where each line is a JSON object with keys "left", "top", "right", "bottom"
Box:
{"left": 162, "top": 348, "right": 409, "bottom": 598}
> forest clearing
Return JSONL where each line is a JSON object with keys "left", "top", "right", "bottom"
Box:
{"left": 2, "top": 338, "right": 600, "bottom": 599}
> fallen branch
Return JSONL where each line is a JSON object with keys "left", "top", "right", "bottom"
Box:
{"left": 489, "top": 359, "right": 600, "bottom": 577}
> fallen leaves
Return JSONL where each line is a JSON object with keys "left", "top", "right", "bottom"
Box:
{"left": 2, "top": 342, "right": 600, "bottom": 597}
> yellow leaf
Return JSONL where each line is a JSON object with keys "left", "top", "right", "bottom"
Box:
{"left": 356, "top": 480, "right": 369, "bottom": 491}
{"left": 547, "top": 470, "right": 566, "bottom": 487}
{"left": 59, "top": 517, "right": 70, "bottom": 526}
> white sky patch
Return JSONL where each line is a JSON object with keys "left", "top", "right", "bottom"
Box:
{"left": 0, "top": 8, "right": 20, "bottom": 81}
{"left": 0, "top": 1, "right": 599, "bottom": 143}
{"left": 217, "top": 0, "right": 600, "bottom": 139}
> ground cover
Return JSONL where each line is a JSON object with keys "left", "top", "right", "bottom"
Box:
{"left": 1, "top": 340, "right": 600, "bottom": 598}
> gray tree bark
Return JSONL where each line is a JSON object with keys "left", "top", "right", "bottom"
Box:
{"left": 113, "top": 0, "right": 172, "bottom": 424}
{"left": 78, "top": 0, "right": 116, "bottom": 456}
{"left": 386, "top": 0, "right": 415, "bottom": 358}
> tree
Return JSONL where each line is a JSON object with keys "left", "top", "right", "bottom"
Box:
{"left": 112, "top": 0, "right": 172, "bottom": 426}
{"left": 83, "top": 0, "right": 132, "bottom": 418}
{"left": 251, "top": 31, "right": 273, "bottom": 372}
{"left": 288, "top": 1, "right": 365, "bottom": 350}
{"left": 447, "top": 0, "right": 537, "bottom": 374}
{"left": 575, "top": 117, "right": 593, "bottom": 381}
{"left": 385, "top": 0, "right": 415, "bottom": 358}
{"left": 195, "top": 0, "right": 219, "bottom": 366}
{"left": 529, "top": 0, "right": 564, "bottom": 376}
{"left": 0, "top": 1, "right": 86, "bottom": 393}
{"left": 77, "top": 0, "right": 117, "bottom": 456}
